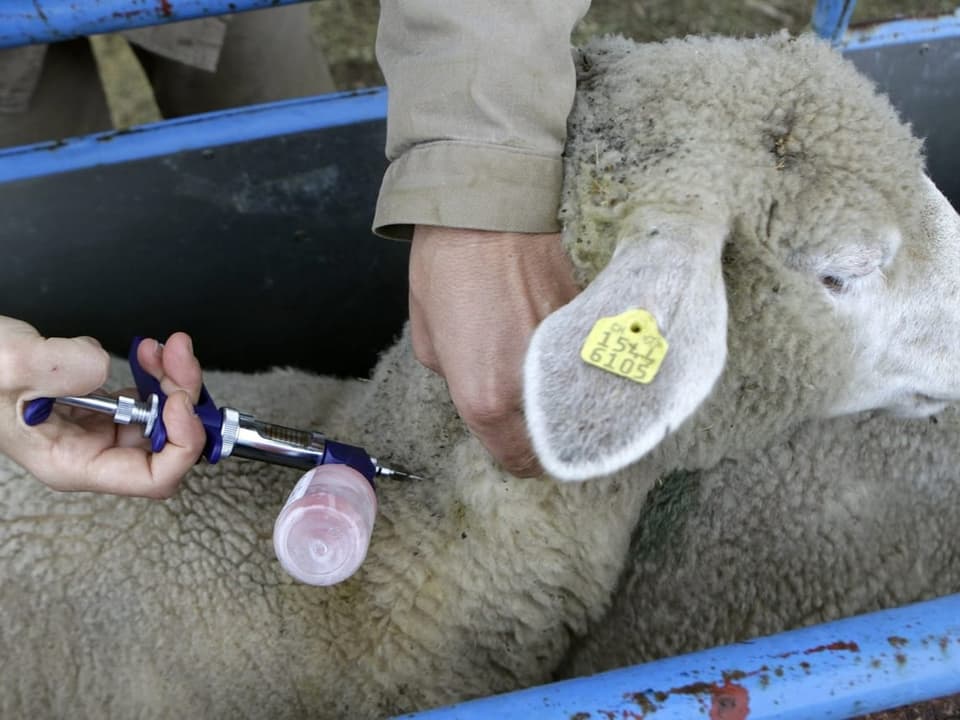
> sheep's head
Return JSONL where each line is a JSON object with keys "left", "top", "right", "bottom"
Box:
{"left": 524, "top": 33, "right": 960, "bottom": 481}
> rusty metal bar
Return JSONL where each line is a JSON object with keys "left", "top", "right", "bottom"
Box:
{"left": 0, "top": 0, "right": 311, "bottom": 49}
{"left": 397, "top": 593, "right": 960, "bottom": 719}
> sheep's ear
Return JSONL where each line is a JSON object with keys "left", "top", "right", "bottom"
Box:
{"left": 524, "top": 212, "right": 729, "bottom": 481}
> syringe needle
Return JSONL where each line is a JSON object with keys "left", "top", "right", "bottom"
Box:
{"left": 372, "top": 461, "right": 424, "bottom": 481}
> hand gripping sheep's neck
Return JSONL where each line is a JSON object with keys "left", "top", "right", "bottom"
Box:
{"left": 524, "top": 33, "right": 960, "bottom": 482}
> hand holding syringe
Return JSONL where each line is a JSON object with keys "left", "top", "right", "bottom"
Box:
{"left": 23, "top": 337, "right": 421, "bottom": 586}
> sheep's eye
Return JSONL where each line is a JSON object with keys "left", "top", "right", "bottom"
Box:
{"left": 820, "top": 275, "right": 846, "bottom": 293}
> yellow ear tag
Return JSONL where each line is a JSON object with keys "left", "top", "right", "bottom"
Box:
{"left": 580, "top": 309, "right": 668, "bottom": 384}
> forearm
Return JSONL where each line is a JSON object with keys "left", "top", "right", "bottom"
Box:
{"left": 374, "top": 0, "right": 591, "bottom": 239}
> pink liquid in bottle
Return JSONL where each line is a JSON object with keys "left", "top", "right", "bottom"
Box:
{"left": 273, "top": 464, "right": 377, "bottom": 586}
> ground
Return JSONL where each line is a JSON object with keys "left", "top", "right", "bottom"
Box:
{"left": 93, "top": 1, "right": 960, "bottom": 717}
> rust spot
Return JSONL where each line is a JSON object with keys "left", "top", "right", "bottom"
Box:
{"left": 672, "top": 681, "right": 717, "bottom": 696}
{"left": 804, "top": 641, "right": 860, "bottom": 655}
{"left": 799, "top": 661, "right": 811, "bottom": 674}
{"left": 940, "top": 637, "right": 950, "bottom": 653}
{"left": 871, "top": 659, "right": 882, "bottom": 669}
{"left": 625, "top": 693, "right": 656, "bottom": 714}
{"left": 774, "top": 640, "right": 860, "bottom": 660}
{"left": 653, "top": 691, "right": 668, "bottom": 703}
{"left": 888, "top": 636, "right": 909, "bottom": 649}
{"left": 570, "top": 714, "right": 591, "bottom": 720}
{"left": 774, "top": 667, "right": 784, "bottom": 677}
{"left": 660, "top": 680, "right": 749, "bottom": 720}
{"left": 759, "top": 674, "right": 770, "bottom": 689}
{"left": 895, "top": 653, "right": 908, "bottom": 667}
{"left": 710, "top": 681, "right": 749, "bottom": 720}
{"left": 159, "top": 0, "right": 173, "bottom": 17}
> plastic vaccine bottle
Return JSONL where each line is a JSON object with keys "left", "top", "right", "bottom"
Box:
{"left": 273, "top": 464, "right": 377, "bottom": 586}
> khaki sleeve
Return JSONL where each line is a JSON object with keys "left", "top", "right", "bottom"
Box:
{"left": 373, "top": 0, "right": 591, "bottom": 240}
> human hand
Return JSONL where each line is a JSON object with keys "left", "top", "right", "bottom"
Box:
{"left": 0, "top": 317, "right": 205, "bottom": 498}
{"left": 408, "top": 226, "right": 579, "bottom": 477}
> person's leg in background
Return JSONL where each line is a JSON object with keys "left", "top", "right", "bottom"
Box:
{"left": 134, "top": 4, "right": 336, "bottom": 117}
{"left": 0, "top": 41, "right": 112, "bottom": 148}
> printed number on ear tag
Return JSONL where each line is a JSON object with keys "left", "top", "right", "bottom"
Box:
{"left": 580, "top": 309, "right": 668, "bottom": 384}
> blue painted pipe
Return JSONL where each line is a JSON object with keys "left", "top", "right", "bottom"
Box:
{"left": 397, "top": 593, "right": 960, "bottom": 719}
{"left": 842, "top": 8, "right": 960, "bottom": 50}
{"left": 0, "top": 87, "right": 388, "bottom": 185}
{"left": 0, "top": 0, "right": 311, "bottom": 49}
{"left": 813, "top": 0, "right": 858, "bottom": 42}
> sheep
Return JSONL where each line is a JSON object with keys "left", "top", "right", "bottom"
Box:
{"left": 2, "top": 31, "right": 960, "bottom": 720}
{"left": 560, "top": 407, "right": 960, "bottom": 679}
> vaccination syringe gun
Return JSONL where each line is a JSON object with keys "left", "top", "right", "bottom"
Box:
{"left": 23, "top": 337, "right": 421, "bottom": 586}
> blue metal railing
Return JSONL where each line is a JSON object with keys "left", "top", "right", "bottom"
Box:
{"left": 812, "top": 0, "right": 858, "bottom": 43}
{"left": 0, "top": 88, "right": 388, "bottom": 184}
{"left": 812, "top": 0, "right": 960, "bottom": 49}
{"left": 399, "top": 593, "right": 960, "bottom": 719}
{"left": 0, "top": 0, "right": 311, "bottom": 49}
{"left": 841, "top": 7, "right": 960, "bottom": 50}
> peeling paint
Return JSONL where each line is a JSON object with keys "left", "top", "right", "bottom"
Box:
{"left": 626, "top": 693, "right": 656, "bottom": 714}
{"left": 805, "top": 641, "right": 861, "bottom": 655}
{"left": 774, "top": 640, "right": 861, "bottom": 660}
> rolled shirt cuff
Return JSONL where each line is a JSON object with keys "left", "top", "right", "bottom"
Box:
{"left": 373, "top": 141, "right": 563, "bottom": 241}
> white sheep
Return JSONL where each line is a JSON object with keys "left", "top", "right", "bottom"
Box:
{"left": 2, "top": 32, "right": 960, "bottom": 720}
{"left": 561, "top": 407, "right": 960, "bottom": 679}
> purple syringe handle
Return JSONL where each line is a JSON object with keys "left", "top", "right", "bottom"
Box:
{"left": 22, "top": 339, "right": 226, "bottom": 464}
{"left": 128, "top": 337, "right": 168, "bottom": 453}
{"left": 128, "top": 337, "right": 227, "bottom": 463}
{"left": 22, "top": 397, "right": 55, "bottom": 426}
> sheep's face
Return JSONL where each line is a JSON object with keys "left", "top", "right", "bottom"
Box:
{"left": 524, "top": 33, "right": 960, "bottom": 481}
{"left": 814, "top": 176, "right": 960, "bottom": 418}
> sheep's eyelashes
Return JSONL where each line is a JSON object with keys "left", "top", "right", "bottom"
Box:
{"left": 820, "top": 275, "right": 846, "bottom": 293}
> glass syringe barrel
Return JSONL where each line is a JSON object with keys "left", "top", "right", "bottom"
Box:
{"left": 228, "top": 413, "right": 377, "bottom": 481}
{"left": 230, "top": 413, "right": 328, "bottom": 470}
